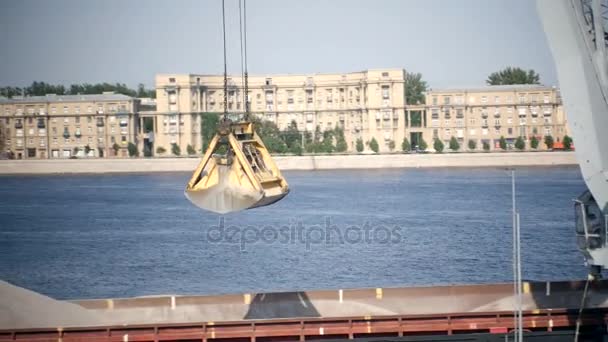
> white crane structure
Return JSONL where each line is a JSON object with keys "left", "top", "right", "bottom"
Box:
{"left": 537, "top": 0, "right": 608, "bottom": 275}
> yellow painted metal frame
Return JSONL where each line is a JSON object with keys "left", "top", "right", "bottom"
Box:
{"left": 185, "top": 121, "right": 289, "bottom": 214}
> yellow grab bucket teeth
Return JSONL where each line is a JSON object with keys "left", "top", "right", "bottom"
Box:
{"left": 185, "top": 121, "right": 289, "bottom": 214}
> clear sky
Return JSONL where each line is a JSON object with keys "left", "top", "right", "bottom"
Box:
{"left": 0, "top": 0, "right": 557, "bottom": 89}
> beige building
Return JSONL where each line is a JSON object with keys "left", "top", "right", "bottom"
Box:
{"left": 0, "top": 71, "right": 570, "bottom": 159}
{"left": 425, "top": 85, "right": 569, "bottom": 151}
{"left": 154, "top": 71, "right": 570, "bottom": 154}
{"left": 0, "top": 93, "right": 139, "bottom": 159}
{"left": 154, "top": 69, "right": 408, "bottom": 153}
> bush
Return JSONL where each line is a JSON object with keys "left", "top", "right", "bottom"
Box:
{"left": 419, "top": 137, "right": 428, "bottom": 151}
{"left": 530, "top": 136, "right": 539, "bottom": 149}
{"left": 127, "top": 142, "right": 139, "bottom": 157}
{"left": 171, "top": 143, "right": 181, "bottom": 156}
{"left": 289, "top": 142, "right": 303, "bottom": 156}
{"left": 369, "top": 137, "right": 379, "bottom": 153}
{"left": 156, "top": 146, "right": 166, "bottom": 155}
{"left": 544, "top": 135, "right": 554, "bottom": 149}
{"left": 143, "top": 145, "right": 152, "bottom": 157}
{"left": 514, "top": 136, "right": 525, "bottom": 151}
{"left": 388, "top": 140, "right": 396, "bottom": 152}
{"left": 84, "top": 144, "right": 92, "bottom": 155}
{"left": 112, "top": 143, "right": 120, "bottom": 155}
{"left": 356, "top": 138, "right": 364, "bottom": 152}
{"left": 433, "top": 138, "right": 444, "bottom": 153}
{"left": 401, "top": 138, "right": 410, "bottom": 152}
{"left": 468, "top": 139, "right": 477, "bottom": 150}
{"left": 187, "top": 144, "right": 196, "bottom": 155}
{"left": 334, "top": 127, "right": 348, "bottom": 153}
{"left": 449, "top": 136, "right": 460, "bottom": 151}
{"left": 483, "top": 141, "right": 490, "bottom": 151}
{"left": 563, "top": 135, "right": 573, "bottom": 150}
{"left": 499, "top": 136, "right": 507, "bottom": 150}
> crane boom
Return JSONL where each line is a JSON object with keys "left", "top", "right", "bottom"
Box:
{"left": 537, "top": 0, "right": 608, "bottom": 273}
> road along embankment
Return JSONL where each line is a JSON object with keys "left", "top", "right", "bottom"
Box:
{"left": 0, "top": 151, "right": 578, "bottom": 175}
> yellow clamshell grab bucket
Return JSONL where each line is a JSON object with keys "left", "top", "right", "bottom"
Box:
{"left": 185, "top": 120, "right": 289, "bottom": 214}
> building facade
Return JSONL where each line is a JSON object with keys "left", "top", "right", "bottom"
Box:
{"left": 154, "top": 71, "right": 570, "bottom": 154}
{"left": 0, "top": 72, "right": 571, "bottom": 159}
{"left": 425, "top": 85, "right": 568, "bottom": 151}
{"left": 0, "top": 93, "right": 139, "bottom": 159}
{"left": 154, "top": 69, "right": 408, "bottom": 153}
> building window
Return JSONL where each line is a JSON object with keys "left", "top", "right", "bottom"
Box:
{"left": 169, "top": 77, "right": 176, "bottom": 83}
{"left": 432, "top": 96, "right": 437, "bottom": 105}
{"left": 443, "top": 96, "right": 450, "bottom": 105}
{"left": 381, "top": 86, "right": 390, "bottom": 100}
{"left": 494, "top": 96, "right": 500, "bottom": 104}
{"left": 508, "top": 128, "right": 513, "bottom": 135}
{"left": 481, "top": 96, "right": 487, "bottom": 103}
{"left": 382, "top": 72, "right": 389, "bottom": 77}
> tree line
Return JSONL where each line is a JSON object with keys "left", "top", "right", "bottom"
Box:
{"left": 0, "top": 81, "right": 155, "bottom": 99}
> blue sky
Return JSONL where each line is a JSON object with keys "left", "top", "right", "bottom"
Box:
{"left": 0, "top": 0, "right": 557, "bottom": 88}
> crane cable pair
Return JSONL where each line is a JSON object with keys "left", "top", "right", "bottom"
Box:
{"left": 184, "top": 0, "right": 289, "bottom": 214}
{"left": 221, "top": 0, "right": 249, "bottom": 122}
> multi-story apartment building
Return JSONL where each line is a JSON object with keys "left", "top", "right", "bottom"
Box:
{"left": 0, "top": 93, "right": 139, "bottom": 159}
{"left": 425, "top": 85, "right": 568, "bottom": 150}
{"left": 154, "top": 71, "right": 569, "bottom": 154}
{"left": 154, "top": 69, "right": 408, "bottom": 153}
{"left": 0, "top": 73, "right": 570, "bottom": 159}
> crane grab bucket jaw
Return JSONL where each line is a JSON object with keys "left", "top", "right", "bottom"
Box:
{"left": 185, "top": 120, "right": 289, "bottom": 214}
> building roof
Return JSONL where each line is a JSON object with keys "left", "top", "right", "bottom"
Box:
{"left": 0, "top": 93, "right": 134, "bottom": 104}
{"left": 427, "top": 84, "right": 557, "bottom": 93}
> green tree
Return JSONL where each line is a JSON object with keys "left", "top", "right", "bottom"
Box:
{"left": 544, "top": 135, "right": 554, "bottom": 149}
{"left": 449, "top": 136, "right": 460, "bottom": 151}
{"left": 405, "top": 72, "right": 428, "bottom": 105}
{"left": 283, "top": 120, "right": 302, "bottom": 151}
{"left": 483, "top": 141, "right": 491, "bottom": 151}
{"left": 418, "top": 137, "right": 428, "bottom": 151}
{"left": 514, "top": 136, "right": 525, "bottom": 151}
{"left": 289, "top": 142, "right": 303, "bottom": 155}
{"left": 401, "top": 137, "right": 410, "bottom": 152}
{"left": 468, "top": 139, "right": 477, "bottom": 150}
{"left": 171, "top": 143, "right": 181, "bottom": 156}
{"left": 356, "top": 138, "right": 364, "bottom": 152}
{"left": 187, "top": 144, "right": 196, "bottom": 155}
{"left": 499, "top": 136, "right": 507, "bottom": 150}
{"left": 530, "top": 136, "right": 539, "bottom": 149}
{"left": 112, "top": 143, "right": 120, "bottom": 156}
{"left": 334, "top": 127, "right": 348, "bottom": 153}
{"left": 127, "top": 142, "right": 139, "bottom": 157}
{"left": 433, "top": 138, "right": 444, "bottom": 153}
{"left": 73, "top": 146, "right": 80, "bottom": 156}
{"left": 369, "top": 137, "right": 379, "bottom": 153}
{"left": 200, "top": 113, "right": 219, "bottom": 151}
{"left": 387, "top": 140, "right": 396, "bottom": 152}
{"left": 84, "top": 144, "right": 92, "bottom": 155}
{"left": 563, "top": 135, "right": 573, "bottom": 150}
{"left": 0, "top": 121, "right": 5, "bottom": 152}
{"left": 486, "top": 67, "right": 541, "bottom": 85}
{"left": 156, "top": 146, "right": 166, "bottom": 155}
{"left": 254, "top": 118, "right": 287, "bottom": 153}
{"left": 320, "top": 129, "right": 335, "bottom": 153}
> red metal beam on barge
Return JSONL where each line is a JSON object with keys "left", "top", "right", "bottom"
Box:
{"left": 1, "top": 308, "right": 606, "bottom": 342}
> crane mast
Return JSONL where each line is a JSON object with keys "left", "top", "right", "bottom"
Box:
{"left": 537, "top": 0, "right": 608, "bottom": 275}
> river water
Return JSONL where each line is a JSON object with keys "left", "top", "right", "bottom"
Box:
{"left": 0, "top": 166, "right": 588, "bottom": 299}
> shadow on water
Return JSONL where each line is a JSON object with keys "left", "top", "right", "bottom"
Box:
{"left": 243, "top": 291, "right": 320, "bottom": 319}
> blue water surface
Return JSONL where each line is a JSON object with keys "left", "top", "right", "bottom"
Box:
{"left": 0, "top": 166, "right": 588, "bottom": 299}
